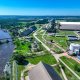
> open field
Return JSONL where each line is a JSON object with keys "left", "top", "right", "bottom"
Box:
{"left": 51, "top": 36, "right": 68, "bottom": 49}
{"left": 44, "top": 34, "right": 68, "bottom": 50}
{"left": 60, "top": 56, "right": 80, "bottom": 77}
{"left": 59, "top": 30, "right": 76, "bottom": 36}
{"left": 60, "top": 61, "right": 79, "bottom": 80}
{"left": 26, "top": 53, "right": 57, "bottom": 65}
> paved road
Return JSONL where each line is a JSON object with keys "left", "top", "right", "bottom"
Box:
{"left": 33, "top": 27, "right": 68, "bottom": 80}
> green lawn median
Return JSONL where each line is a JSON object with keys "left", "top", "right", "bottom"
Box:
{"left": 26, "top": 53, "right": 57, "bottom": 65}
{"left": 60, "top": 56, "right": 80, "bottom": 77}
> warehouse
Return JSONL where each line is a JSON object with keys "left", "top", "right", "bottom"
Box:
{"left": 60, "top": 22, "right": 80, "bottom": 30}
{"left": 67, "top": 35, "right": 79, "bottom": 41}
{"left": 69, "top": 43, "right": 80, "bottom": 55}
{"left": 21, "top": 26, "right": 37, "bottom": 36}
{"left": 28, "top": 62, "right": 62, "bottom": 80}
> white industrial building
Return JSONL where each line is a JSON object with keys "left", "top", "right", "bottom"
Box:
{"left": 59, "top": 22, "right": 80, "bottom": 30}
{"left": 69, "top": 43, "right": 80, "bottom": 55}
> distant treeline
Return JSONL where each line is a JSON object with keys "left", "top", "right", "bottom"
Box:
{"left": 0, "top": 16, "right": 80, "bottom": 29}
{"left": 1, "top": 15, "right": 80, "bottom": 20}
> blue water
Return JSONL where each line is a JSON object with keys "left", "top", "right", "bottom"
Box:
{"left": 0, "top": 30, "right": 14, "bottom": 76}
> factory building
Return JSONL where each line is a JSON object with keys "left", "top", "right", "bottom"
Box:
{"left": 69, "top": 43, "right": 80, "bottom": 55}
{"left": 60, "top": 22, "right": 80, "bottom": 30}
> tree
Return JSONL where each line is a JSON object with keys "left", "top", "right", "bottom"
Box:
{"left": 74, "top": 64, "right": 80, "bottom": 72}
{"left": 13, "top": 54, "right": 28, "bottom": 65}
{"left": 36, "top": 19, "right": 49, "bottom": 24}
{"left": 47, "top": 19, "right": 57, "bottom": 33}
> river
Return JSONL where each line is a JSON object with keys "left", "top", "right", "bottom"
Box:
{"left": 0, "top": 30, "right": 14, "bottom": 76}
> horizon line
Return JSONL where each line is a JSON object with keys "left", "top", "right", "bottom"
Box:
{"left": 0, "top": 15, "right": 80, "bottom": 16}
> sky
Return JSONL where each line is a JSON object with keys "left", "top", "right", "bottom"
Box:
{"left": 0, "top": 0, "right": 80, "bottom": 15}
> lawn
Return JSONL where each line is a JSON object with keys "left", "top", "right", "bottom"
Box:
{"left": 35, "top": 24, "right": 42, "bottom": 29}
{"left": 59, "top": 30, "right": 76, "bottom": 36}
{"left": 43, "top": 33, "right": 68, "bottom": 50}
{"left": 52, "top": 45, "right": 64, "bottom": 53}
{"left": 44, "top": 30, "right": 77, "bottom": 50}
{"left": 52, "top": 36, "right": 68, "bottom": 49}
{"left": 60, "top": 56, "right": 80, "bottom": 77}
{"left": 60, "top": 61, "right": 78, "bottom": 80}
{"left": 26, "top": 53, "right": 57, "bottom": 65}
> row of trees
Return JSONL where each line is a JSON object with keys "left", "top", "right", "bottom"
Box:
{"left": 36, "top": 19, "right": 49, "bottom": 24}
{"left": 47, "top": 19, "right": 61, "bottom": 33}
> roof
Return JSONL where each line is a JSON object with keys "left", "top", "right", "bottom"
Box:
{"left": 60, "top": 22, "right": 80, "bottom": 25}
{"left": 21, "top": 26, "right": 37, "bottom": 36}
{"left": 59, "top": 22, "right": 80, "bottom": 30}
{"left": 70, "top": 43, "right": 80, "bottom": 47}
{"left": 28, "top": 62, "right": 62, "bottom": 80}
{"left": 68, "top": 36, "right": 78, "bottom": 41}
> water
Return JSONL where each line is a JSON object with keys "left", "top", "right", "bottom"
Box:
{"left": 0, "top": 30, "right": 14, "bottom": 76}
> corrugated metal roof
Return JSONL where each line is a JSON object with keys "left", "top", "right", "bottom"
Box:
{"left": 28, "top": 62, "right": 62, "bottom": 80}
{"left": 60, "top": 24, "right": 80, "bottom": 30}
{"left": 21, "top": 26, "right": 37, "bottom": 36}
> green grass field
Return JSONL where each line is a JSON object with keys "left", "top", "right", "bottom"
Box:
{"left": 60, "top": 56, "right": 80, "bottom": 77}
{"left": 26, "top": 53, "right": 57, "bottom": 65}
{"left": 60, "top": 61, "right": 78, "bottom": 80}
{"left": 44, "top": 30, "right": 78, "bottom": 50}
{"left": 59, "top": 30, "right": 76, "bottom": 36}
{"left": 52, "top": 36, "right": 68, "bottom": 49}
{"left": 64, "top": 67, "right": 78, "bottom": 80}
